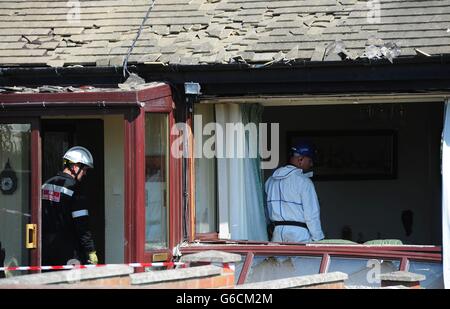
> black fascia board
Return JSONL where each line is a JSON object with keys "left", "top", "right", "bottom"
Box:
{"left": 1, "top": 55, "right": 450, "bottom": 97}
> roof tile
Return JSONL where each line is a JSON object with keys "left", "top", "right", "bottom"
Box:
{"left": 0, "top": 0, "right": 449, "bottom": 66}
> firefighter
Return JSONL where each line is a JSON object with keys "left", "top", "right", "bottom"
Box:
{"left": 41, "top": 146, "right": 98, "bottom": 266}
{"left": 265, "top": 141, "right": 324, "bottom": 243}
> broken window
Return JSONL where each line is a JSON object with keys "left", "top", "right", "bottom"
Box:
{"left": 245, "top": 255, "right": 322, "bottom": 284}
{"left": 327, "top": 257, "right": 400, "bottom": 288}
{"left": 194, "top": 101, "right": 444, "bottom": 247}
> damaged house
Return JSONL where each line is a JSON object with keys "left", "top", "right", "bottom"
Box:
{"left": 0, "top": 0, "right": 449, "bottom": 288}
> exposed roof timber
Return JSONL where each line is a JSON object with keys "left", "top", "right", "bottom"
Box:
{"left": 200, "top": 93, "right": 450, "bottom": 106}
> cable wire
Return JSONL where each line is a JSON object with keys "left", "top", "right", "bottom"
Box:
{"left": 122, "top": 0, "right": 156, "bottom": 78}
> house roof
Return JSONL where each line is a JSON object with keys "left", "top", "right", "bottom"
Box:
{"left": 1, "top": 0, "right": 450, "bottom": 68}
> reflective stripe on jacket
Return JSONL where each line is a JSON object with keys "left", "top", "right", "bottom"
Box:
{"left": 42, "top": 172, "right": 95, "bottom": 265}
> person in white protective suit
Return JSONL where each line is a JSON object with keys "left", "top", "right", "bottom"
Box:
{"left": 265, "top": 141, "right": 324, "bottom": 243}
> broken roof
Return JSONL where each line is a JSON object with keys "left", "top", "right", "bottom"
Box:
{"left": 1, "top": 0, "right": 450, "bottom": 67}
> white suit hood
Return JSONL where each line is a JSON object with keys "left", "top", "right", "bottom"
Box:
{"left": 270, "top": 165, "right": 313, "bottom": 180}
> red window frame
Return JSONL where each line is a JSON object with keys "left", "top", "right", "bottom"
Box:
{"left": 124, "top": 85, "right": 183, "bottom": 264}
{"left": 1, "top": 83, "right": 180, "bottom": 266}
{"left": 179, "top": 241, "right": 442, "bottom": 285}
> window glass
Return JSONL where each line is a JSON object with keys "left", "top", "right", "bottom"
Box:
{"left": 327, "top": 257, "right": 400, "bottom": 287}
{"left": 245, "top": 255, "right": 322, "bottom": 283}
{"left": 194, "top": 104, "right": 217, "bottom": 233}
{"left": 409, "top": 261, "right": 444, "bottom": 289}
{"left": 145, "top": 114, "right": 168, "bottom": 250}
{"left": 0, "top": 124, "right": 31, "bottom": 276}
{"left": 233, "top": 254, "right": 246, "bottom": 285}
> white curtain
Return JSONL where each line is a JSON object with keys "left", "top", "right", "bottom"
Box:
{"left": 242, "top": 104, "right": 269, "bottom": 241}
{"left": 215, "top": 104, "right": 268, "bottom": 241}
{"left": 442, "top": 100, "right": 450, "bottom": 289}
{"left": 194, "top": 105, "right": 217, "bottom": 233}
{"left": 216, "top": 104, "right": 246, "bottom": 239}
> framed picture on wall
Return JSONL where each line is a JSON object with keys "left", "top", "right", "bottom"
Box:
{"left": 287, "top": 130, "right": 397, "bottom": 180}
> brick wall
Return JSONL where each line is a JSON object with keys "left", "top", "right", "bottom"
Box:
{"left": 137, "top": 268, "right": 234, "bottom": 289}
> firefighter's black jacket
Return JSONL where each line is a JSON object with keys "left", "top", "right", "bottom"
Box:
{"left": 41, "top": 172, "right": 95, "bottom": 265}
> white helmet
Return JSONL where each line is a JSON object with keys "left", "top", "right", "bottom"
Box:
{"left": 63, "top": 146, "right": 94, "bottom": 168}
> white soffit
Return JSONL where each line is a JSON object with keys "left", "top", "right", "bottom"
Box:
{"left": 200, "top": 93, "right": 450, "bottom": 106}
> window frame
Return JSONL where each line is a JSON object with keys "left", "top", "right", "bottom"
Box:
{"left": 0, "top": 84, "right": 180, "bottom": 267}
{"left": 127, "top": 90, "right": 183, "bottom": 264}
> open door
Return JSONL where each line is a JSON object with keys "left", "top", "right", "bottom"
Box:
{"left": 0, "top": 119, "right": 40, "bottom": 276}
{"left": 41, "top": 119, "right": 105, "bottom": 264}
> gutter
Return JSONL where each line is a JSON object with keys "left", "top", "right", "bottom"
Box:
{"left": 0, "top": 101, "right": 144, "bottom": 109}
{"left": 1, "top": 55, "right": 450, "bottom": 96}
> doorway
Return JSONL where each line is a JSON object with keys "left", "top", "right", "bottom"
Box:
{"left": 41, "top": 119, "right": 105, "bottom": 264}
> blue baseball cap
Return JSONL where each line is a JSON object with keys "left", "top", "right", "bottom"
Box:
{"left": 291, "top": 141, "right": 316, "bottom": 161}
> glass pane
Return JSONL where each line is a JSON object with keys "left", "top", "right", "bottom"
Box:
{"left": 327, "top": 257, "right": 400, "bottom": 288}
{"left": 233, "top": 254, "right": 246, "bottom": 285}
{"left": 245, "top": 255, "right": 322, "bottom": 283}
{"left": 145, "top": 114, "right": 168, "bottom": 250}
{"left": 0, "top": 124, "right": 31, "bottom": 277}
{"left": 194, "top": 104, "right": 217, "bottom": 233}
{"left": 409, "top": 261, "right": 444, "bottom": 289}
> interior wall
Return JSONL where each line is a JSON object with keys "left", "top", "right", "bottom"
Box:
{"left": 263, "top": 102, "right": 443, "bottom": 245}
{"left": 103, "top": 115, "right": 124, "bottom": 263}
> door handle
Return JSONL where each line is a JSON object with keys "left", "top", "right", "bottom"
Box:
{"left": 25, "top": 224, "right": 37, "bottom": 249}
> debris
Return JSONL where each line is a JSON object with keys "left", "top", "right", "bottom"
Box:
{"left": 324, "top": 39, "right": 356, "bottom": 61}
{"left": 118, "top": 73, "right": 146, "bottom": 90}
{"left": 228, "top": 55, "right": 247, "bottom": 64}
{"left": 365, "top": 44, "right": 382, "bottom": 59}
{"left": 311, "top": 43, "right": 328, "bottom": 61}
{"left": 252, "top": 52, "right": 285, "bottom": 68}
{"left": 38, "top": 85, "right": 65, "bottom": 93}
{"left": 66, "top": 86, "right": 78, "bottom": 92}
{"left": 0, "top": 86, "right": 27, "bottom": 93}
{"left": 414, "top": 48, "right": 431, "bottom": 57}
{"left": 380, "top": 42, "right": 401, "bottom": 63}
{"left": 140, "top": 53, "right": 162, "bottom": 64}
{"left": 286, "top": 45, "right": 299, "bottom": 60}
{"left": 46, "top": 60, "right": 65, "bottom": 68}
{"left": 272, "top": 51, "right": 286, "bottom": 62}
{"left": 365, "top": 41, "right": 401, "bottom": 63}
